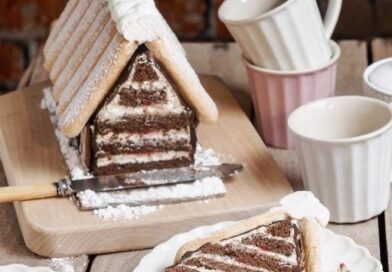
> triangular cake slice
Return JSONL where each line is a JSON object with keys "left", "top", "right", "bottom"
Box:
{"left": 84, "top": 46, "right": 196, "bottom": 176}
{"left": 167, "top": 192, "right": 328, "bottom": 272}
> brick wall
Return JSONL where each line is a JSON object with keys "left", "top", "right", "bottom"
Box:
{"left": 0, "top": 0, "right": 391, "bottom": 92}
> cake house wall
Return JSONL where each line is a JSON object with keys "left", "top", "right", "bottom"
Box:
{"left": 80, "top": 46, "right": 197, "bottom": 176}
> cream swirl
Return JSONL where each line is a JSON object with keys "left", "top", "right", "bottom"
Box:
{"left": 271, "top": 191, "right": 330, "bottom": 227}
{"left": 107, "top": 0, "right": 162, "bottom": 43}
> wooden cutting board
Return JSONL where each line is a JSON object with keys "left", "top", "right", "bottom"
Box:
{"left": 0, "top": 76, "right": 292, "bottom": 257}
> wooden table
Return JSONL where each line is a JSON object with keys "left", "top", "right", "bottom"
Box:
{"left": 0, "top": 40, "right": 391, "bottom": 271}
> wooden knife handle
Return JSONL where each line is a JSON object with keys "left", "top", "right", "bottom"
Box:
{"left": 0, "top": 184, "right": 58, "bottom": 204}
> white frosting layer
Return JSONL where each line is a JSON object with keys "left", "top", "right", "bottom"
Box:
{"left": 369, "top": 61, "right": 392, "bottom": 93}
{"left": 178, "top": 264, "right": 226, "bottom": 272}
{"left": 96, "top": 129, "right": 190, "bottom": 145}
{"left": 96, "top": 151, "right": 190, "bottom": 167}
{"left": 186, "top": 253, "right": 265, "bottom": 272}
{"left": 271, "top": 191, "right": 330, "bottom": 227}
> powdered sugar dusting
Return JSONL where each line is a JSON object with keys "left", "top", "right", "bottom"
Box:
{"left": 93, "top": 204, "right": 162, "bottom": 220}
{"left": 194, "top": 144, "right": 221, "bottom": 166}
{"left": 49, "top": 257, "right": 75, "bottom": 272}
{"left": 57, "top": 20, "right": 116, "bottom": 113}
{"left": 43, "top": 0, "right": 78, "bottom": 57}
{"left": 45, "top": 0, "right": 91, "bottom": 67}
{"left": 50, "top": 0, "right": 107, "bottom": 81}
{"left": 54, "top": 7, "right": 110, "bottom": 99}
{"left": 77, "top": 177, "right": 226, "bottom": 210}
{"left": 41, "top": 87, "right": 92, "bottom": 180}
{"left": 77, "top": 145, "right": 226, "bottom": 220}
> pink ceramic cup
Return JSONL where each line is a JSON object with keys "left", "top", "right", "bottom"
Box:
{"left": 244, "top": 40, "right": 340, "bottom": 149}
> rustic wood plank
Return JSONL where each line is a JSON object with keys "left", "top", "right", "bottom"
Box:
{"left": 387, "top": 191, "right": 392, "bottom": 269}
{"left": 371, "top": 38, "right": 392, "bottom": 268}
{"left": 336, "top": 40, "right": 368, "bottom": 95}
{"left": 17, "top": 59, "right": 35, "bottom": 89}
{"left": 372, "top": 38, "right": 392, "bottom": 60}
{"left": 90, "top": 250, "right": 150, "bottom": 272}
{"left": 268, "top": 149, "right": 302, "bottom": 191}
{"left": 30, "top": 48, "right": 49, "bottom": 85}
{"left": 183, "top": 42, "right": 252, "bottom": 117}
{"left": 0, "top": 163, "right": 89, "bottom": 271}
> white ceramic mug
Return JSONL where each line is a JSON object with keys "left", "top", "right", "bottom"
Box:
{"left": 218, "top": 0, "right": 342, "bottom": 71}
{"left": 288, "top": 96, "right": 392, "bottom": 223}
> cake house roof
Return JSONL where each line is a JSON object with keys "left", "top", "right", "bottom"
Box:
{"left": 43, "top": 0, "right": 219, "bottom": 138}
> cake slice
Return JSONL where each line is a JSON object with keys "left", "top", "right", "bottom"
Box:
{"left": 166, "top": 192, "right": 328, "bottom": 272}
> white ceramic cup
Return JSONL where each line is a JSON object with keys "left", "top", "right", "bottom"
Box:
{"left": 363, "top": 58, "right": 392, "bottom": 183}
{"left": 363, "top": 58, "right": 392, "bottom": 102}
{"left": 288, "top": 96, "right": 392, "bottom": 223}
{"left": 218, "top": 0, "right": 342, "bottom": 71}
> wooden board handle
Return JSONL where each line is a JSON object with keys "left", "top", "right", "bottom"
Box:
{"left": 0, "top": 184, "right": 58, "bottom": 204}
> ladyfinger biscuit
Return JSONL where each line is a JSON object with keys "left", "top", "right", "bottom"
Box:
{"left": 50, "top": 0, "right": 107, "bottom": 83}
{"left": 59, "top": 35, "right": 138, "bottom": 137}
{"left": 43, "top": 0, "right": 78, "bottom": 62}
{"left": 300, "top": 218, "right": 322, "bottom": 272}
{"left": 44, "top": 0, "right": 91, "bottom": 71}
{"left": 53, "top": 8, "right": 111, "bottom": 101}
{"left": 56, "top": 20, "right": 116, "bottom": 112}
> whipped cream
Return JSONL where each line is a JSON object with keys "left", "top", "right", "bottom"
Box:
{"left": 271, "top": 191, "right": 330, "bottom": 227}
{"left": 107, "top": 0, "right": 163, "bottom": 43}
{"left": 369, "top": 60, "right": 392, "bottom": 93}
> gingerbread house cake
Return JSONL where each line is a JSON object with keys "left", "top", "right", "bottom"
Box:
{"left": 43, "top": 0, "right": 219, "bottom": 176}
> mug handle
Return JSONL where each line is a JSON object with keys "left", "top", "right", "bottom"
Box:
{"left": 323, "top": 0, "right": 343, "bottom": 38}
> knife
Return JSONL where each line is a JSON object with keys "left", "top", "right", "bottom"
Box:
{"left": 0, "top": 163, "right": 244, "bottom": 204}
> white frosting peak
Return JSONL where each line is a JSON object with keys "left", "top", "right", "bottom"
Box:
{"left": 107, "top": 0, "right": 162, "bottom": 43}
{"left": 271, "top": 191, "right": 330, "bottom": 227}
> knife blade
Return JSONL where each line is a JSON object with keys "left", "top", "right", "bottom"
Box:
{"left": 58, "top": 163, "right": 244, "bottom": 196}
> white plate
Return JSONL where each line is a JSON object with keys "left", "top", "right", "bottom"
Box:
{"left": 135, "top": 221, "right": 383, "bottom": 272}
{"left": 0, "top": 264, "right": 54, "bottom": 272}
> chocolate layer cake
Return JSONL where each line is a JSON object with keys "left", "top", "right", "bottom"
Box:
{"left": 86, "top": 47, "right": 197, "bottom": 176}
{"left": 167, "top": 219, "right": 306, "bottom": 272}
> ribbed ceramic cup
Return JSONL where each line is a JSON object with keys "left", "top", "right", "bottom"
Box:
{"left": 219, "top": 0, "right": 342, "bottom": 70}
{"left": 289, "top": 96, "right": 392, "bottom": 223}
{"left": 244, "top": 40, "right": 340, "bottom": 149}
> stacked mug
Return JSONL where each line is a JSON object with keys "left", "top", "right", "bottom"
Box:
{"left": 219, "top": 0, "right": 342, "bottom": 149}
